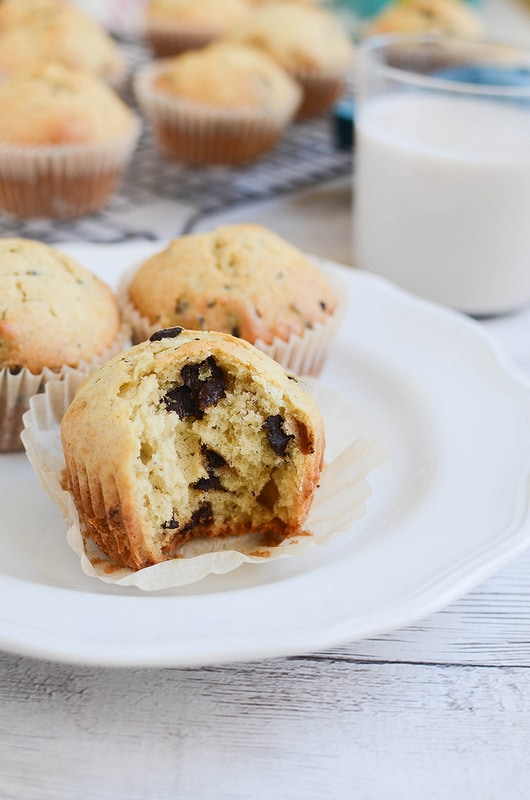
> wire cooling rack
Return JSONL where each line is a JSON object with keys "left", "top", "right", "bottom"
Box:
{"left": 0, "top": 36, "right": 353, "bottom": 244}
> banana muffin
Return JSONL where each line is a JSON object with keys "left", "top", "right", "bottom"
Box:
{"left": 228, "top": 3, "right": 355, "bottom": 117}
{"left": 0, "top": 238, "right": 126, "bottom": 451}
{"left": 144, "top": 0, "right": 251, "bottom": 58}
{"left": 0, "top": 0, "right": 127, "bottom": 85}
{"left": 366, "top": 0, "right": 483, "bottom": 37}
{"left": 134, "top": 42, "right": 300, "bottom": 164}
{"left": 0, "top": 63, "right": 140, "bottom": 218}
{"left": 61, "top": 328, "right": 325, "bottom": 570}
{"left": 121, "top": 224, "right": 340, "bottom": 375}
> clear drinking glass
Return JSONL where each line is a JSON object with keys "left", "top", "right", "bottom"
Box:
{"left": 353, "top": 35, "right": 530, "bottom": 315}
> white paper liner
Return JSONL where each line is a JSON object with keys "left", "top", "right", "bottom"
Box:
{"left": 134, "top": 60, "right": 300, "bottom": 164}
{"left": 117, "top": 261, "right": 347, "bottom": 377}
{"left": 0, "top": 118, "right": 141, "bottom": 179}
{"left": 288, "top": 65, "right": 348, "bottom": 118}
{"left": 0, "top": 117, "right": 141, "bottom": 217}
{"left": 21, "top": 372, "right": 386, "bottom": 591}
{"left": 1, "top": 320, "right": 130, "bottom": 452}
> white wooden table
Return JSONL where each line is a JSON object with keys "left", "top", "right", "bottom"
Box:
{"left": 2, "top": 2, "right": 530, "bottom": 797}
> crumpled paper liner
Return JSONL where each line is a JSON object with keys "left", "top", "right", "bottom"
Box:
{"left": 0, "top": 118, "right": 141, "bottom": 218}
{"left": 118, "top": 262, "right": 346, "bottom": 377}
{"left": 21, "top": 371, "right": 386, "bottom": 591}
{"left": 134, "top": 59, "right": 300, "bottom": 164}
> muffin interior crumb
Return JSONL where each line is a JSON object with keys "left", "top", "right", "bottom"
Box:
{"left": 119, "top": 353, "right": 312, "bottom": 556}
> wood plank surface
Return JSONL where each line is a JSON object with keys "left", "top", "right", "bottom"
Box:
{"left": 1, "top": 541, "right": 529, "bottom": 799}
{"left": 1, "top": 655, "right": 529, "bottom": 800}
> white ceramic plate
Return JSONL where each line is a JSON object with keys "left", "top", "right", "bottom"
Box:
{"left": 2, "top": 241, "right": 530, "bottom": 668}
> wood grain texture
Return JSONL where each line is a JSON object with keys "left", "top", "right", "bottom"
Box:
{"left": 0, "top": 539, "right": 529, "bottom": 800}
{"left": 1, "top": 651, "right": 529, "bottom": 800}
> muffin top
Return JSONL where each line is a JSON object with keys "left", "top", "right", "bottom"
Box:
{"left": 367, "top": 0, "right": 483, "bottom": 36}
{"left": 0, "top": 238, "right": 121, "bottom": 374}
{"left": 149, "top": 42, "right": 301, "bottom": 113}
{"left": 0, "top": 63, "right": 136, "bottom": 146}
{"left": 145, "top": 0, "right": 250, "bottom": 30}
{"left": 0, "top": 0, "right": 73, "bottom": 28}
{"left": 227, "top": 3, "right": 355, "bottom": 73}
{"left": 126, "top": 224, "right": 337, "bottom": 345}
{"left": 0, "top": 0, "right": 126, "bottom": 83}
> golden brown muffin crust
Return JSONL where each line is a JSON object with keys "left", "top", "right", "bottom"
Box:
{"left": 151, "top": 42, "right": 301, "bottom": 112}
{"left": 367, "top": 0, "right": 483, "bottom": 36}
{"left": 0, "top": 0, "right": 126, "bottom": 82}
{"left": 228, "top": 3, "right": 355, "bottom": 73}
{"left": 0, "top": 63, "right": 135, "bottom": 145}
{"left": 127, "top": 224, "right": 337, "bottom": 345}
{"left": 0, "top": 238, "right": 121, "bottom": 373}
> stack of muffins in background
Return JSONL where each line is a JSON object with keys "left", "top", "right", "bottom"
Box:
{"left": 0, "top": 0, "right": 357, "bottom": 212}
{"left": 0, "top": 0, "right": 141, "bottom": 220}
{"left": 137, "top": 0, "right": 356, "bottom": 164}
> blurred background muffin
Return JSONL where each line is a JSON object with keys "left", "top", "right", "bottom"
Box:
{"left": 365, "top": 0, "right": 483, "bottom": 37}
{"left": 0, "top": 0, "right": 127, "bottom": 86}
{"left": 144, "top": 0, "right": 251, "bottom": 57}
{"left": 0, "top": 237, "right": 127, "bottom": 451}
{"left": 0, "top": 63, "right": 140, "bottom": 218}
{"left": 134, "top": 42, "right": 300, "bottom": 164}
{"left": 120, "top": 223, "right": 342, "bottom": 375}
{"left": 227, "top": 2, "right": 356, "bottom": 117}
{"left": 246, "top": 0, "right": 322, "bottom": 5}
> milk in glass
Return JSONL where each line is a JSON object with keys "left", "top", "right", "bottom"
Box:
{"left": 354, "top": 92, "right": 530, "bottom": 314}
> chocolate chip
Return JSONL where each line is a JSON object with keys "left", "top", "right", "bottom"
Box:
{"left": 162, "top": 517, "right": 180, "bottom": 530}
{"left": 149, "top": 327, "right": 184, "bottom": 342}
{"left": 319, "top": 300, "right": 327, "bottom": 311}
{"left": 202, "top": 446, "right": 226, "bottom": 471}
{"left": 161, "top": 357, "right": 226, "bottom": 419}
{"left": 181, "top": 357, "right": 226, "bottom": 411}
{"left": 161, "top": 384, "right": 202, "bottom": 419}
{"left": 179, "top": 502, "right": 214, "bottom": 536}
{"left": 192, "top": 475, "right": 224, "bottom": 491}
{"left": 263, "top": 415, "right": 294, "bottom": 457}
{"left": 231, "top": 325, "right": 241, "bottom": 338}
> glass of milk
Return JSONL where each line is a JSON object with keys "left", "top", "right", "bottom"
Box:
{"left": 353, "top": 35, "right": 530, "bottom": 315}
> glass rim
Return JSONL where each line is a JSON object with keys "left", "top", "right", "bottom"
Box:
{"left": 358, "top": 33, "right": 530, "bottom": 99}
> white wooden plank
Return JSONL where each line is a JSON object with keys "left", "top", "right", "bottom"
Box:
{"left": 0, "top": 657, "right": 529, "bottom": 800}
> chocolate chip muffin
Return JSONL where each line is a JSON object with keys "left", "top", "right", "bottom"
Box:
{"left": 0, "top": 237, "right": 126, "bottom": 451}
{"left": 0, "top": 0, "right": 127, "bottom": 85}
{"left": 227, "top": 2, "right": 355, "bottom": 117}
{"left": 134, "top": 42, "right": 300, "bottom": 164}
{"left": 144, "top": 0, "right": 251, "bottom": 57}
{"left": 121, "top": 224, "right": 341, "bottom": 375}
{"left": 0, "top": 62, "right": 140, "bottom": 218}
{"left": 61, "top": 328, "right": 325, "bottom": 571}
{"left": 366, "top": 0, "right": 483, "bottom": 37}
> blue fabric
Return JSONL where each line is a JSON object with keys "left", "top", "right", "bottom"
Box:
{"left": 434, "top": 65, "right": 530, "bottom": 88}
